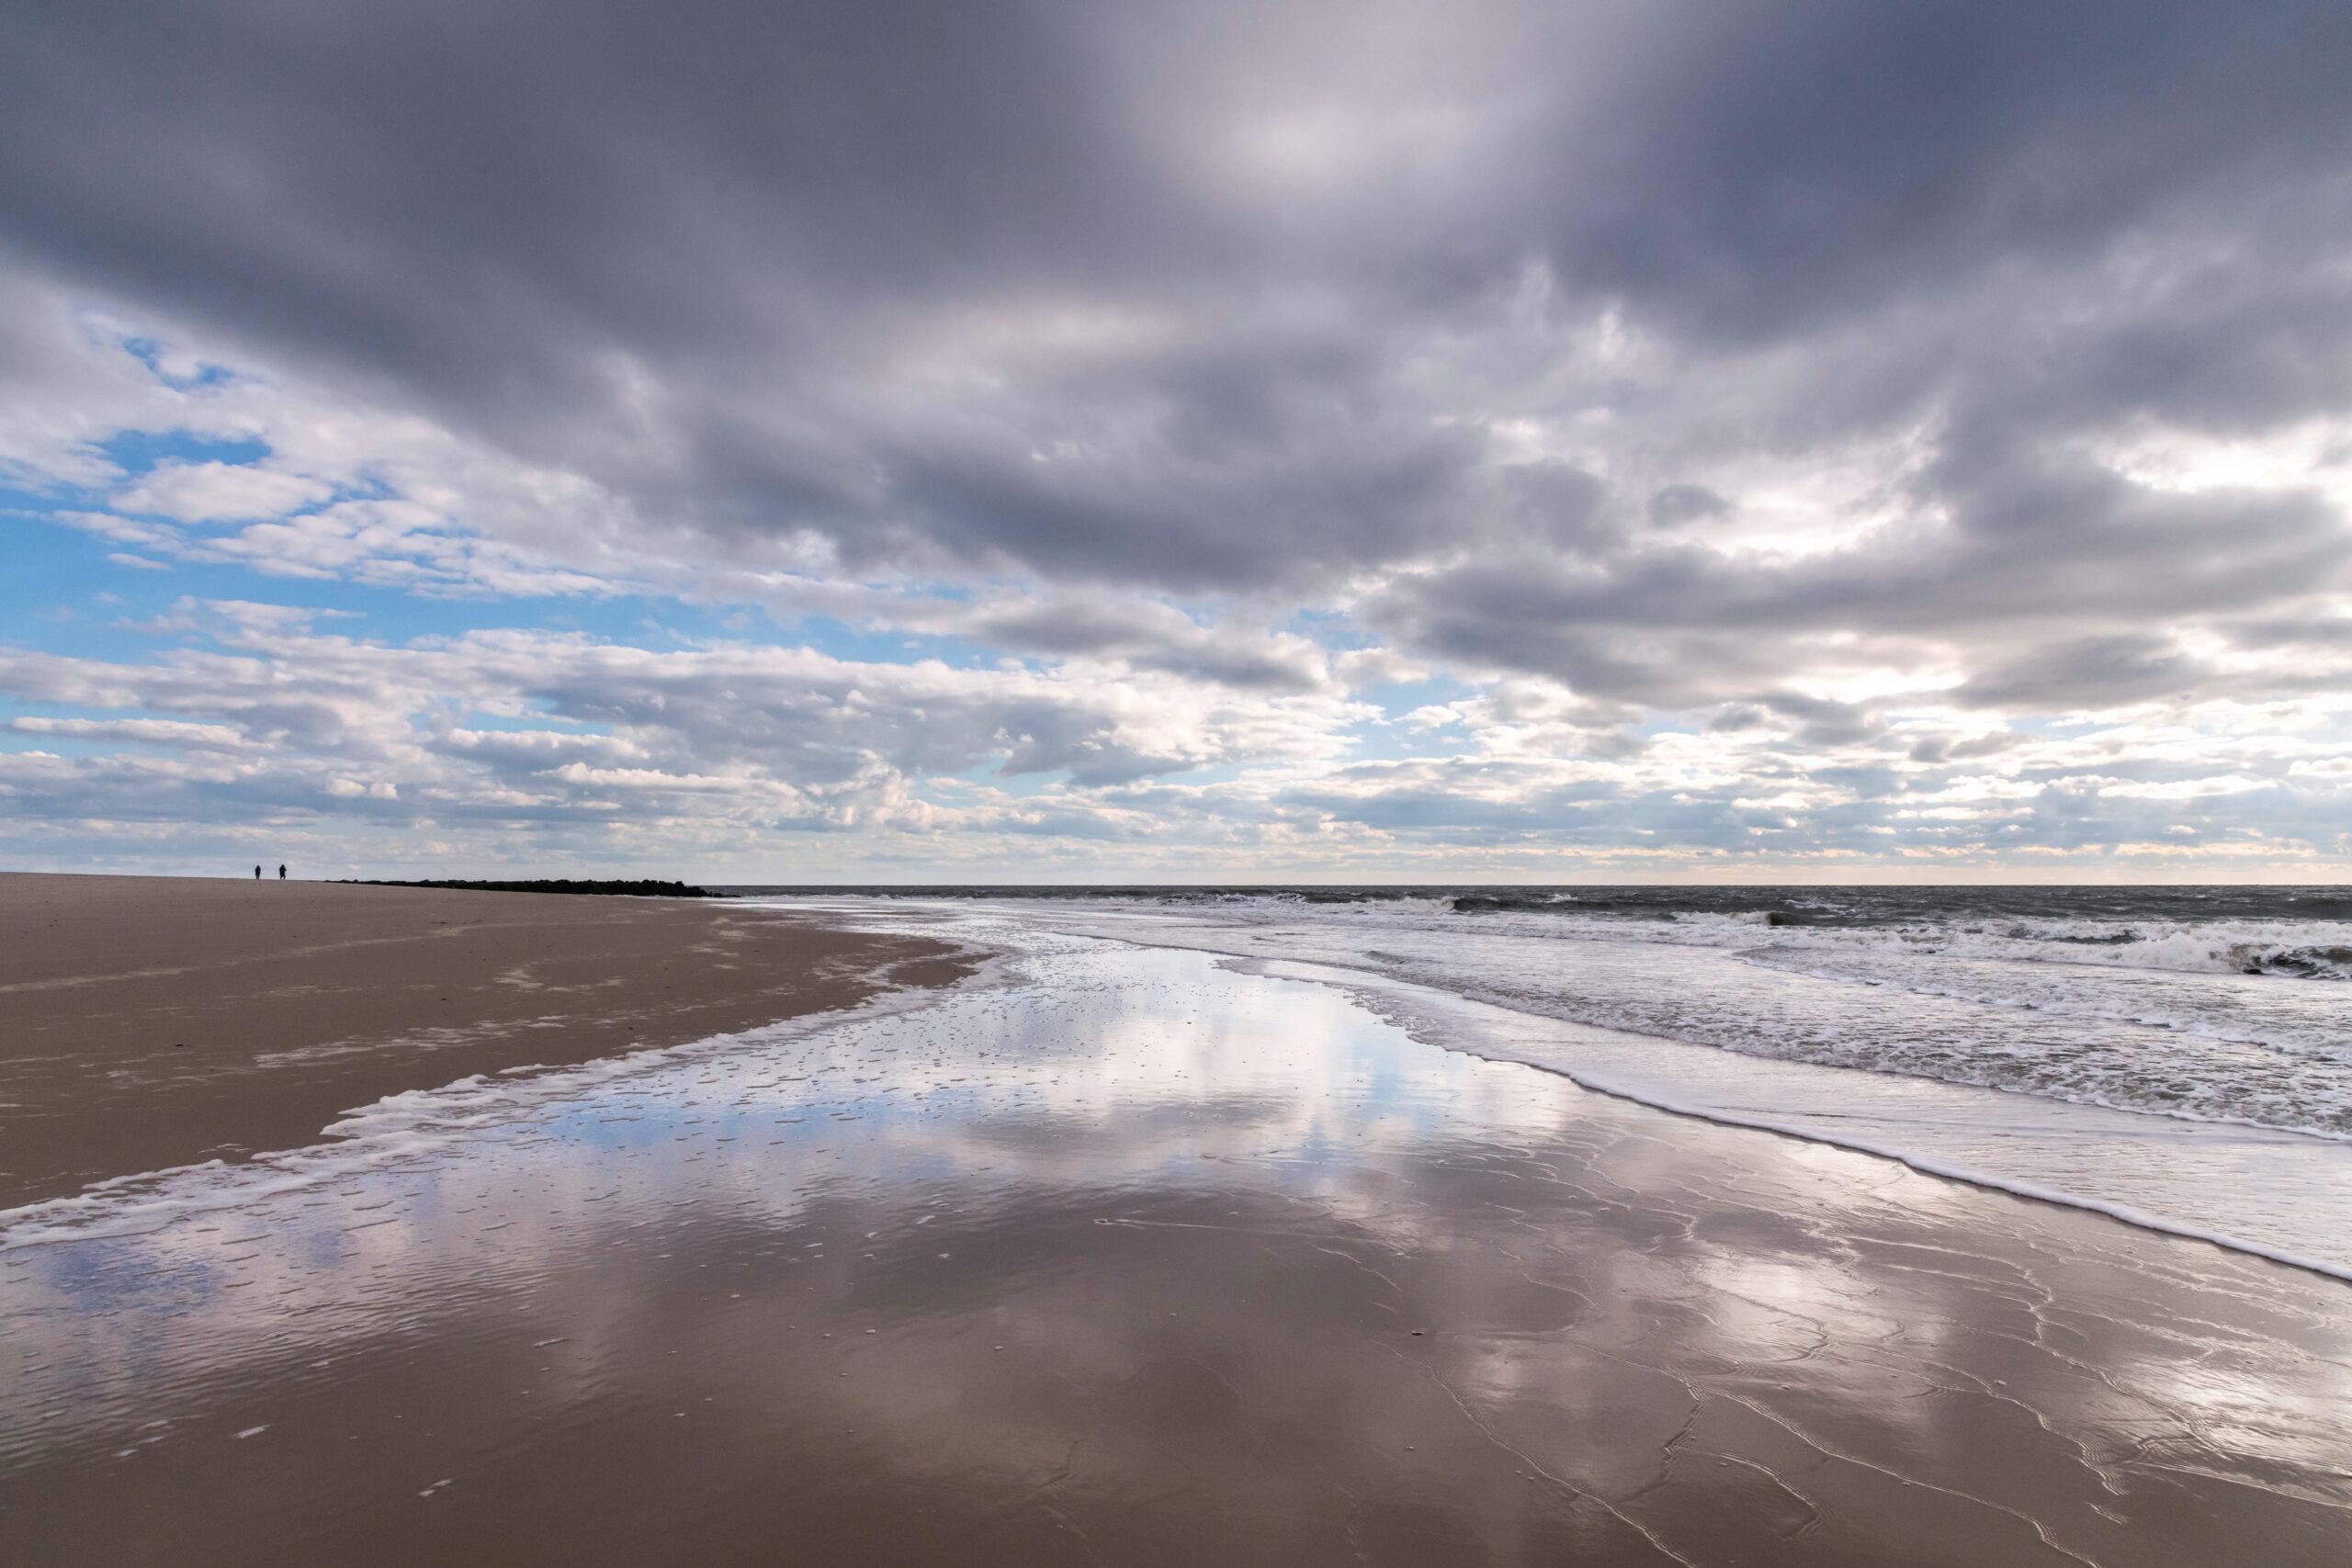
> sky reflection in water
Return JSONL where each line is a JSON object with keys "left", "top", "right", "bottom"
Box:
{"left": 5, "top": 937, "right": 2350, "bottom": 1566}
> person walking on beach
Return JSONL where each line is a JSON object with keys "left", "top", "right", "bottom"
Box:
{"left": 253, "top": 864, "right": 261, "bottom": 880}
{"left": 278, "top": 864, "right": 287, "bottom": 880}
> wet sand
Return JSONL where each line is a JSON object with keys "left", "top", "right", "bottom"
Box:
{"left": 0, "top": 874, "right": 972, "bottom": 1207}
{"left": 6, "top": 923, "right": 2350, "bottom": 1563}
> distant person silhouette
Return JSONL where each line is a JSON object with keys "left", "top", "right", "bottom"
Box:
{"left": 278, "top": 864, "right": 287, "bottom": 880}
{"left": 253, "top": 865, "right": 261, "bottom": 879}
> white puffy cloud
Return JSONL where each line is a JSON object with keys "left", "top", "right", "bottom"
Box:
{"left": 0, "top": 600, "right": 1381, "bottom": 870}
{"left": 0, "top": 592, "right": 2346, "bottom": 878}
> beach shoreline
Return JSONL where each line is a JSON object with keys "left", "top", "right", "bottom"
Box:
{"left": 0, "top": 873, "right": 977, "bottom": 1210}
{"left": 915, "top": 893, "right": 2352, "bottom": 1283}
{"left": 5, "top": 927, "right": 2346, "bottom": 1566}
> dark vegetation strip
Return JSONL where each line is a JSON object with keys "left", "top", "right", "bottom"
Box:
{"left": 338, "top": 878, "right": 718, "bottom": 897}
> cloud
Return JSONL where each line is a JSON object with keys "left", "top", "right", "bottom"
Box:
{"left": 0, "top": 601, "right": 1365, "bottom": 837}
{"left": 113, "top": 460, "right": 333, "bottom": 523}
{"left": 1, "top": 603, "right": 2346, "bottom": 874}
{"left": 6, "top": 2, "right": 2345, "bottom": 592}
{"left": 1647, "top": 484, "right": 1731, "bottom": 528}
{"left": 0, "top": 2, "right": 2349, "bottom": 873}
{"left": 8, "top": 716, "right": 246, "bottom": 749}
{"left": 1954, "top": 635, "right": 2210, "bottom": 711}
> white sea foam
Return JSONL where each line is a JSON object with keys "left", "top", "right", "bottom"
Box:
{"left": 1734, "top": 945, "right": 2352, "bottom": 1064}
{"left": 1226, "top": 895, "right": 2352, "bottom": 981}
{"left": 1654, "top": 910, "right": 2352, "bottom": 981}
{"left": 951, "top": 895, "right": 2352, "bottom": 1140}
{"left": 1235, "top": 952, "right": 2352, "bottom": 1281}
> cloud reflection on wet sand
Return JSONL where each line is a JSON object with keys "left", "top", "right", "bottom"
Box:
{"left": 5, "top": 941, "right": 2348, "bottom": 1565}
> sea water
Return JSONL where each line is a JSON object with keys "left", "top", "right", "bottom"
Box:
{"left": 739, "top": 887, "right": 2352, "bottom": 1278}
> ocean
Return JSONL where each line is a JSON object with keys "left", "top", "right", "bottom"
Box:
{"left": 728, "top": 886, "right": 2352, "bottom": 1277}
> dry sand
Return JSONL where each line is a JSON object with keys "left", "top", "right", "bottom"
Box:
{"left": 0, "top": 873, "right": 971, "bottom": 1207}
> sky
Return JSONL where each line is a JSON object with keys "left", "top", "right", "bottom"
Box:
{"left": 4, "top": 0, "right": 2352, "bottom": 883}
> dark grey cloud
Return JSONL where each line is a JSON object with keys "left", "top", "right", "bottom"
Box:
{"left": 1522, "top": 4, "right": 2352, "bottom": 338}
{"left": 1953, "top": 635, "right": 2210, "bottom": 711}
{"left": 956, "top": 599, "right": 1330, "bottom": 693}
{"left": 1373, "top": 457, "right": 2352, "bottom": 708}
{"left": 1905, "top": 731, "right": 2019, "bottom": 766}
{"left": 5, "top": 0, "right": 2352, "bottom": 716}
{"left": 1647, "top": 485, "right": 1730, "bottom": 528}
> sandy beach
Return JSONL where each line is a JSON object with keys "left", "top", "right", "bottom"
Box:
{"left": 0, "top": 874, "right": 971, "bottom": 1208}
{"left": 3, "top": 894, "right": 2347, "bottom": 1565}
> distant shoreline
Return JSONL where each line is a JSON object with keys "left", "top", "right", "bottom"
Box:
{"left": 338, "top": 877, "right": 718, "bottom": 897}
